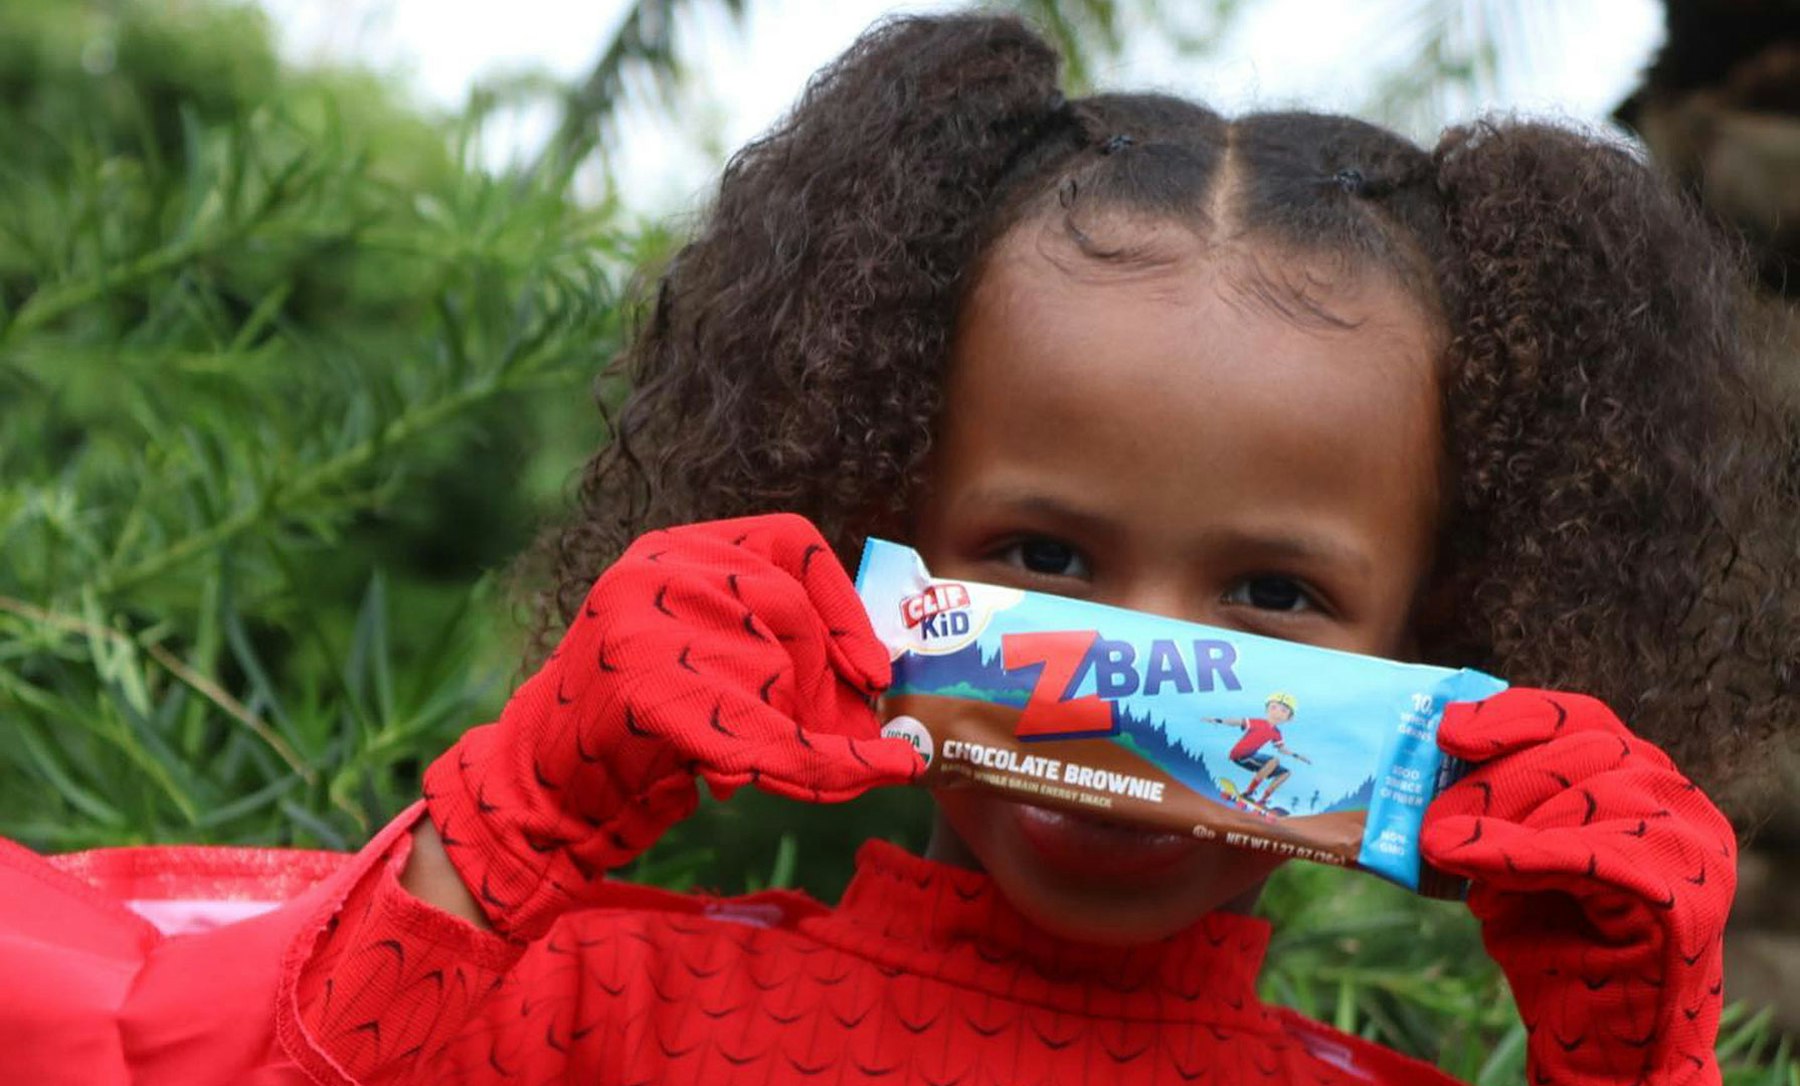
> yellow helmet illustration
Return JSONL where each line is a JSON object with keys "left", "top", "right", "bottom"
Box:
{"left": 1266, "top": 692, "right": 1298, "bottom": 714}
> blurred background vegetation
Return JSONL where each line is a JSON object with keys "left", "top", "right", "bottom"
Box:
{"left": 1, "top": 0, "right": 1795, "bottom": 1081}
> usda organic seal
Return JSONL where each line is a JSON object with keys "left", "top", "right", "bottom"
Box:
{"left": 880, "top": 715, "right": 934, "bottom": 769}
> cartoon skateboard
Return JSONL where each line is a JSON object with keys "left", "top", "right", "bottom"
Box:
{"left": 1218, "top": 777, "right": 1289, "bottom": 820}
{"left": 1206, "top": 692, "right": 1309, "bottom": 819}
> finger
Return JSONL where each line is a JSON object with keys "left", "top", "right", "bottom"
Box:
{"left": 819, "top": 613, "right": 892, "bottom": 700}
{"left": 649, "top": 572, "right": 820, "bottom": 702}
{"left": 584, "top": 528, "right": 751, "bottom": 639}
{"left": 701, "top": 731, "right": 924, "bottom": 803}
{"left": 789, "top": 671, "right": 890, "bottom": 743}
{"left": 1423, "top": 814, "right": 1600, "bottom": 888}
{"left": 793, "top": 561, "right": 892, "bottom": 700}
{"left": 1517, "top": 765, "right": 1739, "bottom": 921}
{"left": 671, "top": 685, "right": 898, "bottom": 778}
{"left": 1430, "top": 729, "right": 1646, "bottom": 823}
{"left": 621, "top": 563, "right": 879, "bottom": 743}
{"left": 1426, "top": 758, "right": 1693, "bottom": 858}
{"left": 1518, "top": 763, "right": 1706, "bottom": 833}
{"left": 745, "top": 733, "right": 926, "bottom": 804}
{"left": 635, "top": 773, "right": 703, "bottom": 834}
{"left": 728, "top": 566, "right": 890, "bottom": 705}
{"left": 807, "top": 731, "right": 927, "bottom": 795}
{"left": 1423, "top": 815, "right": 1691, "bottom": 920}
{"left": 1438, "top": 688, "right": 1628, "bottom": 763}
{"left": 743, "top": 515, "right": 891, "bottom": 694}
{"left": 701, "top": 775, "right": 740, "bottom": 805}
{"left": 694, "top": 515, "right": 892, "bottom": 697}
{"left": 652, "top": 603, "right": 878, "bottom": 740}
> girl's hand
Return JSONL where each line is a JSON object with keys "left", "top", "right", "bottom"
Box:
{"left": 1421, "top": 689, "right": 1736, "bottom": 1086}
{"left": 421, "top": 514, "right": 924, "bottom": 939}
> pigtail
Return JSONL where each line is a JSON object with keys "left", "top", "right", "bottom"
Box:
{"left": 541, "top": 16, "right": 1066, "bottom": 637}
{"left": 1428, "top": 120, "right": 1798, "bottom": 786}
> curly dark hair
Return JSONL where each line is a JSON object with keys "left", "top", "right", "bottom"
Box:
{"left": 537, "top": 13, "right": 1798, "bottom": 792}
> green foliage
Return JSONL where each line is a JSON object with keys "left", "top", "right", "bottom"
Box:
{"left": 0, "top": 0, "right": 625, "bottom": 849}
{"left": 1260, "top": 862, "right": 1518, "bottom": 1076}
{"left": 0, "top": 2, "right": 1790, "bottom": 1081}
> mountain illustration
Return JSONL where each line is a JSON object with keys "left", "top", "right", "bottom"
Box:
{"left": 890, "top": 643, "right": 1032, "bottom": 706}
{"left": 1112, "top": 704, "right": 1228, "bottom": 803}
{"left": 1324, "top": 775, "right": 1375, "bottom": 813}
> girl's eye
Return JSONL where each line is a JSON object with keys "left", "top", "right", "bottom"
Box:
{"left": 1225, "top": 575, "right": 1315, "bottom": 613}
{"left": 1000, "top": 537, "right": 1091, "bottom": 579}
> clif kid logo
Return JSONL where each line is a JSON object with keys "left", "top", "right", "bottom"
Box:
{"left": 900, "top": 583, "right": 973, "bottom": 641}
{"left": 1001, "top": 631, "right": 1242, "bottom": 740}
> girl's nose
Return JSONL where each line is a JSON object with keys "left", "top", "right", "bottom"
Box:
{"left": 1110, "top": 580, "right": 1215, "bottom": 629}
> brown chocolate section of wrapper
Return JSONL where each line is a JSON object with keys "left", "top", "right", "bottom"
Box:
{"left": 889, "top": 693, "right": 1466, "bottom": 899}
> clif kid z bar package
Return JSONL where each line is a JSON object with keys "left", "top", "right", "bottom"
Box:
{"left": 856, "top": 539, "right": 1507, "bottom": 897}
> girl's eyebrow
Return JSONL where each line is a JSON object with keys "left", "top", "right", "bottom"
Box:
{"left": 1202, "top": 527, "right": 1373, "bottom": 577}
{"left": 958, "top": 487, "right": 1119, "bottom": 542}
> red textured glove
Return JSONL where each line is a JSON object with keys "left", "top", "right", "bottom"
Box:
{"left": 422, "top": 514, "right": 923, "bottom": 940}
{"left": 1421, "top": 689, "right": 1736, "bottom": 1086}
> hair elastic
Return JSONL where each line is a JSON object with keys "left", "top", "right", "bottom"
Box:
{"left": 1333, "top": 168, "right": 1366, "bottom": 195}
{"left": 1100, "top": 133, "right": 1136, "bottom": 155}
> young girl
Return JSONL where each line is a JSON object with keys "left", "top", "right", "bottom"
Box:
{"left": 2, "top": 13, "right": 1791, "bottom": 1086}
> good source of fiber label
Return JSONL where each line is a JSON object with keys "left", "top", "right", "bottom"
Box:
{"left": 855, "top": 538, "right": 1507, "bottom": 895}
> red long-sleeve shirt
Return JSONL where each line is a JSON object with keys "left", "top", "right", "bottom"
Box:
{"left": 0, "top": 805, "right": 1458, "bottom": 1085}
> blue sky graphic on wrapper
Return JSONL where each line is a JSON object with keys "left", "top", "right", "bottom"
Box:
{"left": 855, "top": 539, "right": 1508, "bottom": 891}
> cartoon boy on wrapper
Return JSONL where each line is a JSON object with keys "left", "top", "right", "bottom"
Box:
{"left": 1207, "top": 693, "right": 1313, "bottom": 808}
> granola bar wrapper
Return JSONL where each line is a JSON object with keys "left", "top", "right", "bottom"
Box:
{"left": 855, "top": 539, "right": 1507, "bottom": 897}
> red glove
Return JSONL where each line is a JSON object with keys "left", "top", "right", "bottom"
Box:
{"left": 1422, "top": 689, "right": 1736, "bottom": 1086}
{"left": 422, "top": 514, "right": 923, "bottom": 940}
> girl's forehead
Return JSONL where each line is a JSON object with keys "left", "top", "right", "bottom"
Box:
{"left": 958, "top": 227, "right": 1442, "bottom": 413}
{"left": 972, "top": 218, "right": 1443, "bottom": 342}
{"left": 935, "top": 226, "right": 1445, "bottom": 601}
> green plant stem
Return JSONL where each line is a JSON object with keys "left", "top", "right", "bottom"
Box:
{"left": 143, "top": 640, "right": 314, "bottom": 782}
{"left": 6, "top": 235, "right": 211, "bottom": 340}
{"left": 93, "top": 366, "right": 561, "bottom": 596}
{"left": 0, "top": 594, "right": 315, "bottom": 782}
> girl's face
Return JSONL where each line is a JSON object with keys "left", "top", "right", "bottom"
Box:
{"left": 911, "top": 222, "right": 1445, "bottom": 945}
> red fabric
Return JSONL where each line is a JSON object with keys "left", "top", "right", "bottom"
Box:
{"left": 1422, "top": 690, "right": 1736, "bottom": 1086}
{"left": 1229, "top": 717, "right": 1283, "bottom": 761}
{"left": 292, "top": 828, "right": 1462, "bottom": 1086}
{"left": 46, "top": 843, "right": 344, "bottom": 935}
{"left": 422, "top": 514, "right": 922, "bottom": 941}
{"left": 0, "top": 808, "right": 417, "bottom": 1085}
{"left": 0, "top": 813, "right": 1465, "bottom": 1086}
